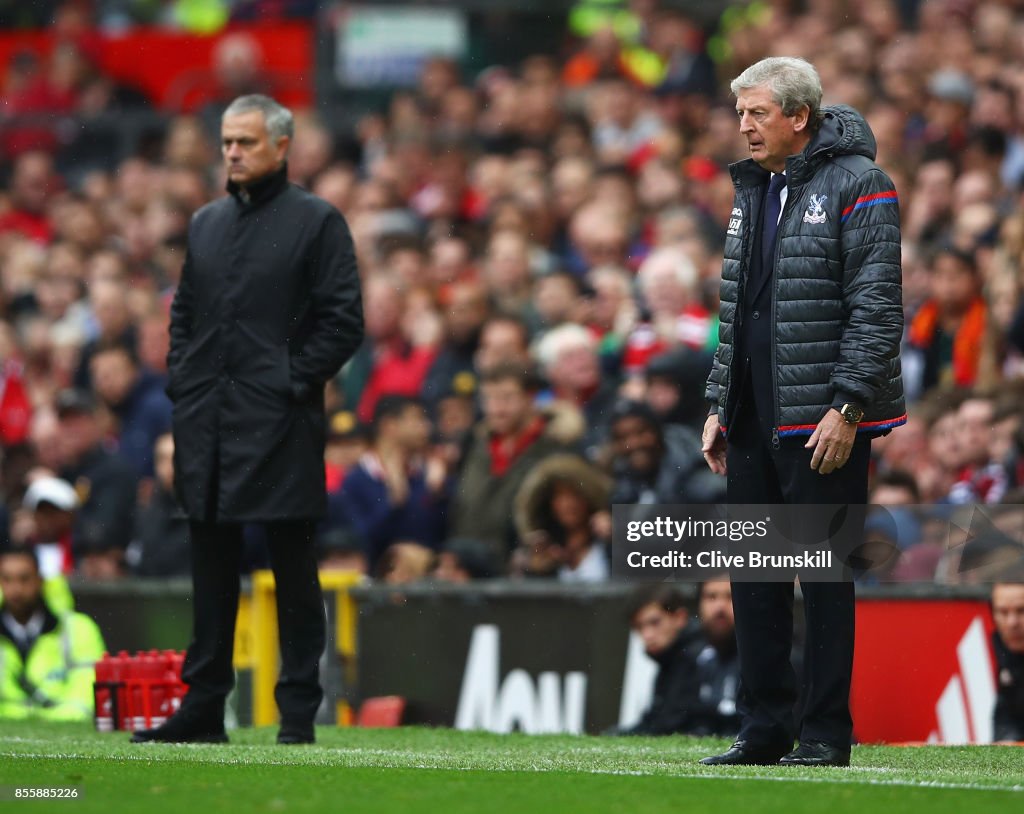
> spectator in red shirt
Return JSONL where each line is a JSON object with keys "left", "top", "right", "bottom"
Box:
{"left": 356, "top": 274, "right": 438, "bottom": 422}
{"left": 0, "top": 151, "right": 57, "bottom": 244}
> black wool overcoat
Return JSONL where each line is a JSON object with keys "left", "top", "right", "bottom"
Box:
{"left": 167, "top": 166, "right": 363, "bottom": 522}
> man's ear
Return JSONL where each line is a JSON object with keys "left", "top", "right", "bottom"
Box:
{"left": 276, "top": 135, "right": 291, "bottom": 162}
{"left": 792, "top": 104, "right": 811, "bottom": 133}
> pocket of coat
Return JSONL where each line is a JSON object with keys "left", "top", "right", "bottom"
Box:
{"left": 166, "top": 357, "right": 190, "bottom": 401}
{"left": 276, "top": 345, "right": 294, "bottom": 399}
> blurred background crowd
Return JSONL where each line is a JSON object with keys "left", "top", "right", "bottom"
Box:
{"left": 2, "top": 0, "right": 1024, "bottom": 586}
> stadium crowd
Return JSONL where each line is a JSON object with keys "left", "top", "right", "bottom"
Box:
{"left": 1, "top": 0, "right": 1024, "bottom": 586}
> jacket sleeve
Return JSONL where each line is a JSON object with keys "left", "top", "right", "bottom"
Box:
{"left": 992, "top": 688, "right": 1023, "bottom": 742}
{"left": 166, "top": 244, "right": 196, "bottom": 401}
{"left": 289, "top": 209, "right": 365, "bottom": 401}
{"left": 73, "top": 461, "right": 138, "bottom": 554}
{"left": 36, "top": 614, "right": 105, "bottom": 722}
{"left": 339, "top": 468, "right": 399, "bottom": 559}
{"left": 620, "top": 653, "right": 702, "bottom": 736}
{"left": 830, "top": 169, "right": 904, "bottom": 408}
{"left": 705, "top": 350, "right": 722, "bottom": 412}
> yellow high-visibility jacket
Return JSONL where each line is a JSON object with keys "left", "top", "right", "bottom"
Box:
{"left": 0, "top": 600, "right": 105, "bottom": 722}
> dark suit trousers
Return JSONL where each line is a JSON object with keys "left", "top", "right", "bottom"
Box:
{"left": 726, "top": 396, "right": 869, "bottom": 749}
{"left": 181, "top": 519, "right": 325, "bottom": 728}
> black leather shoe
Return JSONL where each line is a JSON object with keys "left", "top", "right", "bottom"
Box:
{"left": 699, "top": 739, "right": 792, "bottom": 766}
{"left": 131, "top": 710, "right": 228, "bottom": 744}
{"left": 277, "top": 726, "right": 315, "bottom": 745}
{"left": 779, "top": 740, "right": 850, "bottom": 767}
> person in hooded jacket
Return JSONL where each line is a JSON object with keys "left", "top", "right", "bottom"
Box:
{"left": 701, "top": 57, "right": 905, "bottom": 768}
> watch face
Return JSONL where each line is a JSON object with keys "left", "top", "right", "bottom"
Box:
{"left": 843, "top": 404, "right": 864, "bottom": 423}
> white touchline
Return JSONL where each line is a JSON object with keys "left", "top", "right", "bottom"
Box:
{"left": 3, "top": 741, "right": 1022, "bottom": 793}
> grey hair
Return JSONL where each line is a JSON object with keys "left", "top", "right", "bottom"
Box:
{"left": 223, "top": 94, "right": 294, "bottom": 141}
{"left": 533, "top": 323, "right": 596, "bottom": 375}
{"left": 731, "top": 57, "right": 822, "bottom": 122}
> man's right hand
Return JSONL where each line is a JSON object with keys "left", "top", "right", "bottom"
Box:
{"left": 702, "top": 413, "right": 727, "bottom": 476}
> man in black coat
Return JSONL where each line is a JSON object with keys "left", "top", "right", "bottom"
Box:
{"left": 132, "top": 94, "right": 363, "bottom": 745}
{"left": 701, "top": 58, "right": 904, "bottom": 768}
{"left": 610, "top": 580, "right": 740, "bottom": 738}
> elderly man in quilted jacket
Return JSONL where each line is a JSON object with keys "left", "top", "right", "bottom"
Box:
{"left": 700, "top": 57, "right": 905, "bottom": 768}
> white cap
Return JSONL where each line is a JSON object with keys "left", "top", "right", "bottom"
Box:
{"left": 23, "top": 477, "right": 80, "bottom": 512}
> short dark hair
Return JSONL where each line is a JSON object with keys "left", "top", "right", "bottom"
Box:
{"left": 55, "top": 388, "right": 97, "bottom": 419}
{"left": 538, "top": 269, "right": 584, "bottom": 295}
{"left": 91, "top": 339, "right": 139, "bottom": 366}
{"left": 483, "top": 313, "right": 530, "bottom": 345}
{"left": 608, "top": 399, "right": 663, "bottom": 439}
{"left": 479, "top": 361, "right": 542, "bottom": 392}
{"left": 627, "top": 584, "right": 687, "bottom": 623}
{"left": 0, "top": 546, "right": 40, "bottom": 574}
{"left": 379, "top": 233, "right": 425, "bottom": 262}
{"left": 871, "top": 470, "right": 921, "bottom": 503}
{"left": 928, "top": 245, "right": 977, "bottom": 274}
{"left": 698, "top": 574, "right": 730, "bottom": 599}
{"left": 372, "top": 395, "right": 424, "bottom": 434}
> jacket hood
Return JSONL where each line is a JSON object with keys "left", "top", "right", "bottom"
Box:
{"left": 787, "top": 104, "right": 876, "bottom": 186}
{"left": 730, "top": 104, "right": 877, "bottom": 188}
{"left": 514, "top": 453, "right": 611, "bottom": 539}
{"left": 807, "top": 104, "right": 877, "bottom": 161}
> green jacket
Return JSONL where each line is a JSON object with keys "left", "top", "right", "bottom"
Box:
{"left": 450, "top": 405, "right": 583, "bottom": 561}
{"left": 0, "top": 599, "right": 105, "bottom": 722}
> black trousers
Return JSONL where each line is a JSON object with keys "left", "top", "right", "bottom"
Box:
{"left": 726, "top": 398, "right": 870, "bottom": 749}
{"left": 180, "top": 519, "right": 325, "bottom": 728}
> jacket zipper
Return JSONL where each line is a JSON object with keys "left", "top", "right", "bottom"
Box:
{"left": 726, "top": 186, "right": 754, "bottom": 432}
{"left": 770, "top": 179, "right": 794, "bottom": 451}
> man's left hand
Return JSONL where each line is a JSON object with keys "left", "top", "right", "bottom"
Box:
{"left": 805, "top": 409, "right": 857, "bottom": 474}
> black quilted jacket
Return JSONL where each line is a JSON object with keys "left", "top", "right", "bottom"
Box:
{"left": 705, "top": 104, "right": 906, "bottom": 441}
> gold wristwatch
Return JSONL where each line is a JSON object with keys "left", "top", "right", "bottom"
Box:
{"left": 839, "top": 403, "right": 864, "bottom": 424}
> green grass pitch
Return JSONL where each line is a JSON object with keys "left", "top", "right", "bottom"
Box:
{"left": 1, "top": 722, "right": 1022, "bottom": 813}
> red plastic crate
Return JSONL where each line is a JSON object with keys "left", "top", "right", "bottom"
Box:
{"left": 93, "top": 650, "right": 187, "bottom": 732}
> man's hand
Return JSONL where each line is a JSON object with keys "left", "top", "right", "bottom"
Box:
{"left": 702, "top": 413, "right": 727, "bottom": 475}
{"left": 424, "top": 451, "right": 448, "bottom": 495}
{"left": 805, "top": 409, "right": 857, "bottom": 474}
{"left": 380, "top": 450, "right": 410, "bottom": 505}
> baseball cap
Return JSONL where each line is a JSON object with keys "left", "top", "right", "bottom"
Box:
{"left": 928, "top": 69, "right": 974, "bottom": 106}
{"left": 327, "top": 410, "right": 369, "bottom": 441}
{"left": 23, "top": 477, "right": 80, "bottom": 512}
{"left": 55, "top": 388, "right": 96, "bottom": 419}
{"left": 440, "top": 371, "right": 478, "bottom": 401}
